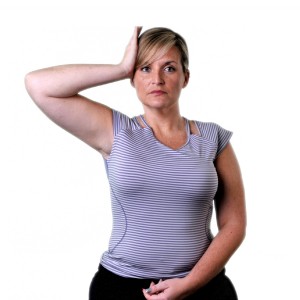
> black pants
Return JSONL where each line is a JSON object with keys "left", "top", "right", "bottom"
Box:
{"left": 89, "top": 265, "right": 238, "bottom": 300}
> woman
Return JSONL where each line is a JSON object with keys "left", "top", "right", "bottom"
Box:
{"left": 25, "top": 27, "right": 246, "bottom": 300}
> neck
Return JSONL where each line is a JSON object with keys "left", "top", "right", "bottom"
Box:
{"left": 142, "top": 109, "right": 184, "bottom": 133}
{"left": 141, "top": 108, "right": 188, "bottom": 150}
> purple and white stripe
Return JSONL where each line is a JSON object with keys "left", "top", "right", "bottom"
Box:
{"left": 101, "top": 110, "right": 232, "bottom": 279}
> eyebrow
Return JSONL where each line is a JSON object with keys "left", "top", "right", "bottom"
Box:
{"left": 163, "top": 61, "right": 177, "bottom": 66}
{"left": 140, "top": 60, "right": 178, "bottom": 68}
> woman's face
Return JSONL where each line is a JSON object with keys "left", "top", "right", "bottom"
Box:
{"left": 132, "top": 47, "right": 189, "bottom": 111}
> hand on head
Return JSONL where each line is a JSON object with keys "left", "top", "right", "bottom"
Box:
{"left": 120, "top": 26, "right": 143, "bottom": 79}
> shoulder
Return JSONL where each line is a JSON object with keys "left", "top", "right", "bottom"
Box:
{"left": 112, "top": 109, "right": 140, "bottom": 136}
{"left": 193, "top": 120, "right": 233, "bottom": 157}
{"left": 194, "top": 120, "right": 232, "bottom": 140}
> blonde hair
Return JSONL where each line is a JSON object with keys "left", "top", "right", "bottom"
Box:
{"left": 135, "top": 27, "right": 189, "bottom": 73}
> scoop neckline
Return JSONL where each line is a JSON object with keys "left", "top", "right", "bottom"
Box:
{"left": 138, "top": 115, "right": 191, "bottom": 151}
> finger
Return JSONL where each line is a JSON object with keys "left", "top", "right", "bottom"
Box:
{"left": 135, "top": 25, "right": 143, "bottom": 37}
{"left": 144, "top": 282, "right": 154, "bottom": 294}
{"left": 142, "top": 289, "right": 161, "bottom": 300}
{"left": 145, "top": 281, "right": 155, "bottom": 293}
{"left": 128, "top": 26, "right": 142, "bottom": 47}
{"left": 145, "top": 281, "right": 167, "bottom": 295}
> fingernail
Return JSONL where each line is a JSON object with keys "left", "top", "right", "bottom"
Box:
{"left": 145, "top": 287, "right": 152, "bottom": 294}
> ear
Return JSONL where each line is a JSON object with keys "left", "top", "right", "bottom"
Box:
{"left": 183, "top": 70, "right": 190, "bottom": 88}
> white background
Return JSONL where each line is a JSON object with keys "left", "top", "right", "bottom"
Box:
{"left": 1, "top": 0, "right": 300, "bottom": 299}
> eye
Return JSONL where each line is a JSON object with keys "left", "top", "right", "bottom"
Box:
{"left": 164, "top": 66, "right": 176, "bottom": 72}
{"left": 141, "top": 66, "right": 151, "bottom": 72}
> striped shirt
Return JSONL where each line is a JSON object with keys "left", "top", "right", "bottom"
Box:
{"left": 100, "top": 110, "right": 232, "bottom": 279}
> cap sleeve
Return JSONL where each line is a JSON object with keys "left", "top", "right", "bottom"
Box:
{"left": 194, "top": 121, "right": 233, "bottom": 160}
{"left": 112, "top": 109, "right": 131, "bottom": 137}
{"left": 112, "top": 109, "right": 140, "bottom": 137}
{"left": 215, "top": 124, "right": 233, "bottom": 157}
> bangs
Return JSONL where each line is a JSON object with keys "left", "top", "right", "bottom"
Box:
{"left": 134, "top": 27, "right": 189, "bottom": 73}
{"left": 135, "top": 37, "right": 175, "bottom": 69}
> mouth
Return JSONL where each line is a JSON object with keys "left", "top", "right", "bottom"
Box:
{"left": 149, "top": 90, "right": 167, "bottom": 96}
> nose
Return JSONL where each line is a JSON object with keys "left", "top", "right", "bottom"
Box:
{"left": 151, "top": 70, "right": 165, "bottom": 85}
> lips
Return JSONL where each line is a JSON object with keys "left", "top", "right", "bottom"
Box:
{"left": 149, "top": 90, "right": 166, "bottom": 95}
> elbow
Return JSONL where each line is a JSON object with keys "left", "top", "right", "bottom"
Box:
{"left": 234, "top": 214, "right": 247, "bottom": 243}
{"left": 241, "top": 211, "right": 247, "bottom": 241}
{"left": 25, "top": 72, "right": 36, "bottom": 99}
{"left": 240, "top": 224, "right": 247, "bottom": 245}
{"left": 236, "top": 219, "right": 247, "bottom": 246}
{"left": 221, "top": 218, "right": 247, "bottom": 247}
{"left": 24, "top": 71, "right": 46, "bottom": 106}
{"left": 229, "top": 222, "right": 246, "bottom": 253}
{"left": 24, "top": 72, "right": 31, "bottom": 93}
{"left": 25, "top": 71, "right": 38, "bottom": 98}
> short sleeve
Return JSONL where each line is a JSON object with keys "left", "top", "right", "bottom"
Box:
{"left": 215, "top": 124, "right": 233, "bottom": 157}
{"left": 112, "top": 110, "right": 140, "bottom": 137}
{"left": 194, "top": 121, "right": 233, "bottom": 160}
{"left": 112, "top": 110, "right": 131, "bottom": 137}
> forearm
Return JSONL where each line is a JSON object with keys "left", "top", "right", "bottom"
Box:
{"left": 183, "top": 143, "right": 247, "bottom": 292}
{"left": 184, "top": 223, "right": 245, "bottom": 294}
{"left": 143, "top": 223, "right": 245, "bottom": 300}
{"left": 25, "top": 63, "right": 129, "bottom": 98}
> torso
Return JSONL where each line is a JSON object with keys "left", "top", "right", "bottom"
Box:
{"left": 100, "top": 110, "right": 232, "bottom": 279}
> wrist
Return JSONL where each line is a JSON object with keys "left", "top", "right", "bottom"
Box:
{"left": 117, "top": 62, "right": 134, "bottom": 80}
{"left": 182, "top": 273, "right": 207, "bottom": 295}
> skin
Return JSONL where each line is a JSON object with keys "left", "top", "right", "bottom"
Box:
{"left": 132, "top": 46, "right": 190, "bottom": 149}
{"left": 25, "top": 26, "right": 246, "bottom": 300}
{"left": 143, "top": 142, "right": 246, "bottom": 300}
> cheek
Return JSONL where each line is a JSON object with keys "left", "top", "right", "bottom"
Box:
{"left": 133, "top": 77, "right": 148, "bottom": 92}
{"left": 133, "top": 81, "right": 146, "bottom": 99}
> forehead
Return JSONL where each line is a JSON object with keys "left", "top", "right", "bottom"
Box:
{"left": 145, "top": 46, "right": 181, "bottom": 65}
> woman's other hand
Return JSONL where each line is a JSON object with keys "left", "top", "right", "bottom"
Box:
{"left": 142, "top": 277, "right": 191, "bottom": 300}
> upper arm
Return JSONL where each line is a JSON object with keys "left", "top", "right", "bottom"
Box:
{"left": 26, "top": 78, "right": 113, "bottom": 156}
{"left": 214, "top": 143, "right": 247, "bottom": 232}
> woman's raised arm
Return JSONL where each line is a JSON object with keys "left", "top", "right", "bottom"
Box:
{"left": 25, "top": 27, "right": 142, "bottom": 157}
